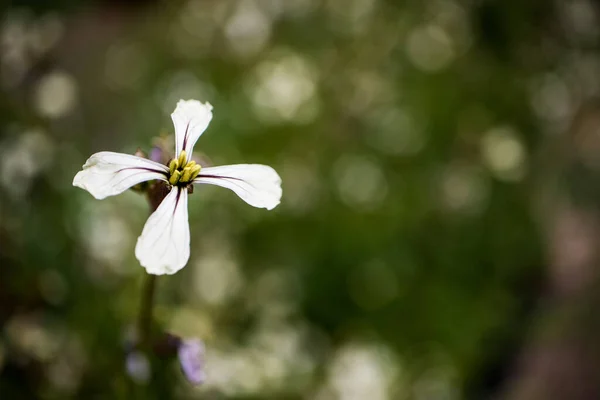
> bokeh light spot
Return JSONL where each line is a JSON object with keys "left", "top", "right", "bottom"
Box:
{"left": 0, "top": 128, "right": 55, "bottom": 199}
{"left": 248, "top": 52, "right": 319, "bottom": 124}
{"left": 407, "top": 25, "right": 455, "bottom": 72}
{"left": 481, "top": 126, "right": 527, "bottom": 181}
{"left": 334, "top": 155, "right": 388, "bottom": 210}
{"left": 79, "top": 203, "right": 133, "bottom": 271}
{"left": 34, "top": 71, "right": 77, "bottom": 118}
{"left": 193, "top": 248, "right": 243, "bottom": 306}
{"left": 105, "top": 42, "right": 147, "bottom": 91}
{"left": 440, "top": 163, "right": 489, "bottom": 214}
{"left": 281, "top": 160, "right": 320, "bottom": 214}
{"left": 224, "top": 0, "right": 272, "bottom": 58}
{"left": 326, "top": 342, "right": 401, "bottom": 400}
{"left": 530, "top": 73, "right": 571, "bottom": 128}
{"left": 367, "top": 108, "right": 426, "bottom": 156}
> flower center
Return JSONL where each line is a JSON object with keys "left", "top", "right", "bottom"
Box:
{"left": 168, "top": 150, "right": 201, "bottom": 186}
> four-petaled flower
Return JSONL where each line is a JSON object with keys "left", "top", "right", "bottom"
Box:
{"left": 73, "top": 100, "right": 282, "bottom": 275}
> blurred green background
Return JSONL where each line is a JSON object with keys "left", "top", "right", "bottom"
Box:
{"left": 4, "top": 0, "right": 600, "bottom": 399}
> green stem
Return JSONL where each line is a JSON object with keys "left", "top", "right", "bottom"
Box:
{"left": 137, "top": 183, "right": 168, "bottom": 349}
{"left": 138, "top": 273, "right": 157, "bottom": 347}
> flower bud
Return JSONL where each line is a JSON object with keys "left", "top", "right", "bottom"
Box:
{"left": 134, "top": 148, "right": 147, "bottom": 159}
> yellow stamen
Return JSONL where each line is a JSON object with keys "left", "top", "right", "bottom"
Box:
{"left": 180, "top": 166, "right": 194, "bottom": 183}
{"left": 190, "top": 164, "right": 201, "bottom": 180}
{"left": 169, "top": 170, "right": 181, "bottom": 185}
{"left": 177, "top": 150, "right": 187, "bottom": 166}
{"left": 169, "top": 159, "right": 179, "bottom": 175}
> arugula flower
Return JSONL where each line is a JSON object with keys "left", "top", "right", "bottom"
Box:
{"left": 74, "top": 100, "right": 282, "bottom": 275}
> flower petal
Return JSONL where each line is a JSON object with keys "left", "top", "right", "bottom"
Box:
{"left": 177, "top": 338, "right": 206, "bottom": 385}
{"left": 135, "top": 187, "right": 190, "bottom": 275}
{"left": 73, "top": 151, "right": 168, "bottom": 200}
{"left": 194, "top": 164, "right": 282, "bottom": 210}
{"left": 171, "top": 99, "right": 213, "bottom": 157}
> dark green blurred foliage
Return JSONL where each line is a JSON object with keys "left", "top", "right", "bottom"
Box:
{"left": 3, "top": 0, "right": 600, "bottom": 399}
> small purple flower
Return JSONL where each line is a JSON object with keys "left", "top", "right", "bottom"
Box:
{"left": 178, "top": 338, "right": 206, "bottom": 385}
{"left": 149, "top": 146, "right": 164, "bottom": 164}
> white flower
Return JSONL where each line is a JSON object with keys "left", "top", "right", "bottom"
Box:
{"left": 73, "top": 100, "right": 282, "bottom": 275}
